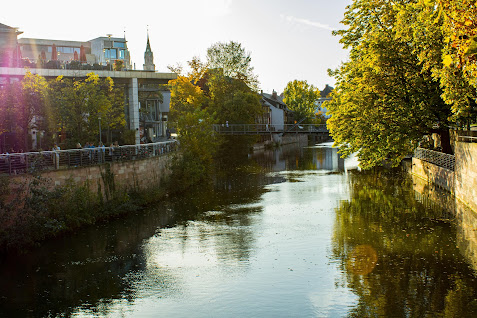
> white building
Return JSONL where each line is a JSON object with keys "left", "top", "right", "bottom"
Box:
{"left": 315, "top": 84, "right": 334, "bottom": 119}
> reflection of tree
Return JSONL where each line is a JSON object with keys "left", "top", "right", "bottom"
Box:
{"left": 332, "top": 170, "right": 477, "bottom": 317}
{"left": 0, "top": 167, "right": 270, "bottom": 317}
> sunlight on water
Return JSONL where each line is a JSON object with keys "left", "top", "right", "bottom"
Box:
{"left": 1, "top": 142, "right": 477, "bottom": 317}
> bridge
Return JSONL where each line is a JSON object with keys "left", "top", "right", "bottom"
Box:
{"left": 212, "top": 124, "right": 329, "bottom": 135}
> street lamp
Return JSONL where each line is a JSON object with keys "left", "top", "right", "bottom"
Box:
{"left": 98, "top": 115, "right": 102, "bottom": 144}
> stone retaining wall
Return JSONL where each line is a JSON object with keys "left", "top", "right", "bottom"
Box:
{"left": 411, "top": 157, "right": 455, "bottom": 192}
{"left": 411, "top": 141, "right": 477, "bottom": 213}
{"left": 454, "top": 142, "right": 477, "bottom": 212}
{"left": 11, "top": 153, "right": 173, "bottom": 197}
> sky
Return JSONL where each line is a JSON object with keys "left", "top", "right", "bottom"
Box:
{"left": 1, "top": 0, "right": 351, "bottom": 94}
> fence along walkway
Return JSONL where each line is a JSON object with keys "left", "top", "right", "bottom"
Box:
{"left": 0, "top": 141, "right": 178, "bottom": 176}
{"left": 414, "top": 147, "right": 455, "bottom": 171}
{"left": 212, "top": 124, "right": 328, "bottom": 135}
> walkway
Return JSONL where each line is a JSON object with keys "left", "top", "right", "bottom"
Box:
{"left": 0, "top": 141, "right": 177, "bottom": 176}
{"left": 212, "top": 124, "right": 329, "bottom": 135}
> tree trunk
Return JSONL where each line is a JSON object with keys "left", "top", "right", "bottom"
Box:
{"left": 439, "top": 128, "right": 452, "bottom": 154}
{"left": 429, "top": 128, "right": 453, "bottom": 154}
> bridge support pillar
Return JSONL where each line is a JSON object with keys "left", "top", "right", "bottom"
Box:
{"left": 128, "top": 78, "right": 140, "bottom": 145}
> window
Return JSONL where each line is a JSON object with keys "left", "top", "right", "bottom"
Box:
{"left": 104, "top": 49, "right": 117, "bottom": 59}
{"left": 119, "top": 49, "right": 125, "bottom": 59}
{"left": 61, "top": 47, "right": 74, "bottom": 54}
{"left": 114, "top": 42, "right": 125, "bottom": 48}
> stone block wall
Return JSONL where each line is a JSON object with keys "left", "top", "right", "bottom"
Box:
{"left": 411, "top": 157, "right": 455, "bottom": 192}
{"left": 10, "top": 154, "right": 173, "bottom": 198}
{"left": 411, "top": 141, "right": 477, "bottom": 213}
{"left": 454, "top": 142, "right": 477, "bottom": 212}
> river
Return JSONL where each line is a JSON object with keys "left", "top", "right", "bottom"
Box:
{"left": 1, "top": 141, "right": 477, "bottom": 317}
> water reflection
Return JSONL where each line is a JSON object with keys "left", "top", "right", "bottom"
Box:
{"left": 332, "top": 169, "right": 477, "bottom": 317}
{"left": 1, "top": 142, "right": 477, "bottom": 317}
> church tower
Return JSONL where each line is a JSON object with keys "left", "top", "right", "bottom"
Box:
{"left": 143, "top": 31, "right": 155, "bottom": 71}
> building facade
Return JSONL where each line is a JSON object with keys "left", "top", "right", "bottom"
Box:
{"left": 18, "top": 35, "right": 132, "bottom": 70}
{"left": 0, "top": 23, "right": 176, "bottom": 146}
{"left": 260, "top": 90, "right": 292, "bottom": 131}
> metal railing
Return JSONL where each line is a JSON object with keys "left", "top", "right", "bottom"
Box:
{"left": 458, "top": 135, "right": 477, "bottom": 143}
{"left": 212, "top": 124, "right": 328, "bottom": 134}
{"left": 0, "top": 141, "right": 177, "bottom": 175}
{"left": 414, "top": 147, "right": 455, "bottom": 171}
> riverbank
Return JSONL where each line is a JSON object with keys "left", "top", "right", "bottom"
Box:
{"left": 0, "top": 153, "right": 175, "bottom": 252}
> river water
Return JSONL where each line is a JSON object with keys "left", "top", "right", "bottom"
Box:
{"left": 1, "top": 142, "right": 477, "bottom": 317}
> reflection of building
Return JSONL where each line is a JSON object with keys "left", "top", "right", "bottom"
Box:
{"left": 313, "top": 146, "right": 344, "bottom": 171}
{"left": 0, "top": 23, "right": 176, "bottom": 145}
{"left": 315, "top": 84, "right": 333, "bottom": 119}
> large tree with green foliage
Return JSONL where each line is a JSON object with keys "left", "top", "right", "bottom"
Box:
{"left": 49, "top": 73, "right": 124, "bottom": 147}
{"left": 283, "top": 80, "right": 321, "bottom": 123}
{"left": 327, "top": 0, "right": 454, "bottom": 169}
{"left": 207, "top": 41, "right": 260, "bottom": 91}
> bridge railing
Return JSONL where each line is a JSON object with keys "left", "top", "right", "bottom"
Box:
{"left": 414, "top": 147, "right": 455, "bottom": 171}
{"left": 0, "top": 140, "right": 178, "bottom": 176}
{"left": 212, "top": 124, "right": 328, "bottom": 134}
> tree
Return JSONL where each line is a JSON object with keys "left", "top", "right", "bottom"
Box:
{"left": 207, "top": 41, "right": 260, "bottom": 91}
{"left": 206, "top": 68, "right": 262, "bottom": 125}
{"left": 283, "top": 80, "right": 321, "bottom": 123}
{"left": 0, "top": 72, "right": 51, "bottom": 151}
{"left": 168, "top": 44, "right": 263, "bottom": 191}
{"left": 49, "top": 73, "right": 124, "bottom": 147}
{"left": 327, "top": 0, "right": 453, "bottom": 169}
{"left": 20, "top": 71, "right": 51, "bottom": 151}
{"left": 415, "top": 0, "right": 477, "bottom": 128}
{"left": 0, "top": 82, "right": 22, "bottom": 150}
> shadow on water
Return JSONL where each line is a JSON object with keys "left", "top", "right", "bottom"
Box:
{"left": 331, "top": 169, "right": 477, "bottom": 317}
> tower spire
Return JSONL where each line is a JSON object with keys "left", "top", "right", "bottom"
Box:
{"left": 143, "top": 26, "right": 155, "bottom": 71}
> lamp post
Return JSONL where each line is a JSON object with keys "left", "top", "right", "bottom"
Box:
{"left": 98, "top": 115, "right": 102, "bottom": 144}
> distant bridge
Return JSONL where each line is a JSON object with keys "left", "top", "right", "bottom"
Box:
{"left": 212, "top": 124, "right": 329, "bottom": 135}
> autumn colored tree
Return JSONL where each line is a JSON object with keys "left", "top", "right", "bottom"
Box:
{"left": 283, "top": 80, "right": 321, "bottom": 123}
{"left": 168, "top": 42, "right": 263, "bottom": 191}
